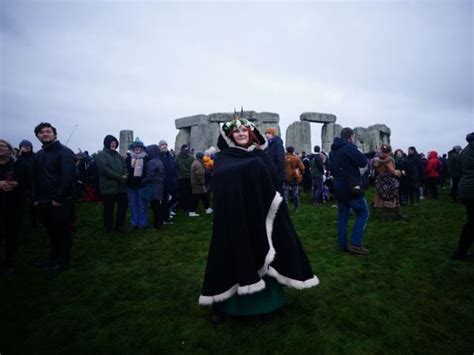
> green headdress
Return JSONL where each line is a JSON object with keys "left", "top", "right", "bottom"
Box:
{"left": 222, "top": 107, "right": 256, "bottom": 134}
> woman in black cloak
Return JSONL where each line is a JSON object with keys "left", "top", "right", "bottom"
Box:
{"left": 199, "top": 113, "right": 319, "bottom": 323}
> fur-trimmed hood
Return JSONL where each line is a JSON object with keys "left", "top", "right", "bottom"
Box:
{"left": 217, "top": 124, "right": 268, "bottom": 152}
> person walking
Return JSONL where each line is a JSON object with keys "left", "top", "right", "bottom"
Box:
{"left": 32, "top": 122, "right": 76, "bottom": 275}
{"left": 452, "top": 133, "right": 474, "bottom": 260}
{"left": 96, "top": 135, "right": 128, "bottom": 234}
{"left": 330, "top": 127, "right": 369, "bottom": 255}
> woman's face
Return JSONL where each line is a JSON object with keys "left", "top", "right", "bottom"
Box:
{"left": 0, "top": 142, "right": 10, "bottom": 158}
{"left": 133, "top": 146, "right": 143, "bottom": 154}
{"left": 396, "top": 151, "right": 403, "bottom": 158}
{"left": 232, "top": 128, "right": 249, "bottom": 147}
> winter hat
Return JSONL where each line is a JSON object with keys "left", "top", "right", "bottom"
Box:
{"left": 129, "top": 137, "right": 145, "bottom": 149}
{"left": 19, "top": 139, "right": 33, "bottom": 149}
{"left": 195, "top": 152, "right": 204, "bottom": 159}
{"left": 159, "top": 140, "right": 168, "bottom": 146}
{"left": 380, "top": 144, "right": 392, "bottom": 154}
{"left": 180, "top": 144, "right": 190, "bottom": 153}
{"left": 466, "top": 132, "right": 474, "bottom": 143}
{"left": 264, "top": 127, "right": 277, "bottom": 136}
{"left": 452, "top": 145, "right": 462, "bottom": 151}
{"left": 103, "top": 135, "right": 119, "bottom": 149}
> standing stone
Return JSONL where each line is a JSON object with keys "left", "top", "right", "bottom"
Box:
{"left": 174, "top": 128, "right": 191, "bottom": 153}
{"left": 119, "top": 130, "right": 133, "bottom": 157}
{"left": 321, "top": 123, "right": 342, "bottom": 153}
{"left": 189, "top": 122, "right": 221, "bottom": 153}
{"left": 285, "top": 121, "right": 311, "bottom": 154}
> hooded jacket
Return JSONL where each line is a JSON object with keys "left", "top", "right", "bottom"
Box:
{"left": 329, "top": 137, "right": 368, "bottom": 202}
{"left": 426, "top": 151, "right": 441, "bottom": 178}
{"left": 96, "top": 135, "right": 128, "bottom": 195}
{"left": 144, "top": 144, "right": 165, "bottom": 200}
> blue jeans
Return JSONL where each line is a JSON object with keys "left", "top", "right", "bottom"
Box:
{"left": 312, "top": 176, "right": 323, "bottom": 204}
{"left": 337, "top": 197, "right": 369, "bottom": 250}
{"left": 128, "top": 187, "right": 149, "bottom": 228}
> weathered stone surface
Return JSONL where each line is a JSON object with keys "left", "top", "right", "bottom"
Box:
{"left": 119, "top": 130, "right": 133, "bottom": 156}
{"left": 256, "top": 112, "right": 280, "bottom": 123}
{"left": 321, "top": 123, "right": 342, "bottom": 153}
{"left": 300, "top": 112, "right": 337, "bottom": 123}
{"left": 354, "top": 126, "right": 391, "bottom": 153}
{"left": 174, "top": 128, "right": 190, "bottom": 152}
{"left": 189, "top": 122, "right": 221, "bottom": 153}
{"left": 285, "top": 121, "right": 311, "bottom": 154}
{"left": 368, "top": 124, "right": 391, "bottom": 135}
{"left": 208, "top": 111, "right": 258, "bottom": 122}
{"left": 175, "top": 114, "right": 208, "bottom": 129}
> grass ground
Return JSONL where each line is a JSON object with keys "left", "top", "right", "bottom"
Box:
{"left": 1, "top": 188, "right": 473, "bottom": 354}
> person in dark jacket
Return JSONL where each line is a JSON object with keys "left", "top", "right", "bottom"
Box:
{"left": 126, "top": 138, "right": 149, "bottom": 230}
{"left": 96, "top": 135, "right": 128, "bottom": 234}
{"left": 175, "top": 144, "right": 194, "bottom": 213}
{"left": 329, "top": 127, "right": 369, "bottom": 255}
{"left": 157, "top": 140, "right": 178, "bottom": 224}
{"left": 144, "top": 145, "right": 166, "bottom": 229}
{"left": 16, "top": 139, "right": 37, "bottom": 228}
{"left": 447, "top": 145, "right": 462, "bottom": 202}
{"left": 452, "top": 133, "right": 474, "bottom": 260}
{"left": 0, "top": 139, "right": 27, "bottom": 275}
{"left": 32, "top": 122, "right": 76, "bottom": 274}
{"left": 264, "top": 127, "right": 285, "bottom": 192}
{"left": 394, "top": 149, "right": 409, "bottom": 205}
{"left": 406, "top": 146, "right": 422, "bottom": 205}
{"left": 310, "top": 145, "right": 325, "bottom": 206}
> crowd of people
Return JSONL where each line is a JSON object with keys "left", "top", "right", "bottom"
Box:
{"left": 1, "top": 120, "right": 473, "bottom": 322}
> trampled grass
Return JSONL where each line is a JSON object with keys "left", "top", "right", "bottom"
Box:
{"left": 1, "top": 188, "right": 473, "bottom": 354}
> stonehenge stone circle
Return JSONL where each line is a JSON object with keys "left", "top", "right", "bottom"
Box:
{"left": 173, "top": 110, "right": 391, "bottom": 154}
{"left": 174, "top": 111, "right": 281, "bottom": 153}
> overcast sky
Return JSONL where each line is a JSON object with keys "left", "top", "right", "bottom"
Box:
{"left": 1, "top": 0, "right": 473, "bottom": 155}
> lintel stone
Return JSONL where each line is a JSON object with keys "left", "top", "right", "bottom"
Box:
{"left": 175, "top": 114, "right": 208, "bottom": 129}
{"left": 300, "top": 112, "right": 337, "bottom": 123}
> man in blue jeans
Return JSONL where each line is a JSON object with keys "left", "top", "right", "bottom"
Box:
{"left": 330, "top": 127, "right": 369, "bottom": 255}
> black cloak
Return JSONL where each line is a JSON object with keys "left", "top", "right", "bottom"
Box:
{"left": 199, "top": 126, "right": 319, "bottom": 305}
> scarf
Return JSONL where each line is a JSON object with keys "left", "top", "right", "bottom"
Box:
{"left": 130, "top": 151, "right": 147, "bottom": 177}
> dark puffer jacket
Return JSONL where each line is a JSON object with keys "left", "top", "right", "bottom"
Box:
{"left": 459, "top": 140, "right": 474, "bottom": 199}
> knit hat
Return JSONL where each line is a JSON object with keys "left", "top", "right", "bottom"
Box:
{"left": 466, "top": 132, "right": 474, "bottom": 143}
{"left": 159, "top": 140, "right": 168, "bottom": 146}
{"left": 180, "top": 144, "right": 190, "bottom": 153}
{"left": 103, "top": 135, "right": 119, "bottom": 149}
{"left": 380, "top": 144, "right": 392, "bottom": 154}
{"left": 195, "top": 152, "right": 204, "bottom": 159}
{"left": 453, "top": 145, "right": 462, "bottom": 151}
{"left": 264, "top": 127, "right": 277, "bottom": 136}
{"left": 129, "top": 137, "right": 145, "bottom": 149}
{"left": 19, "top": 139, "right": 33, "bottom": 149}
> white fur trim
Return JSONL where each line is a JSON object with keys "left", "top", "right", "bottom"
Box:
{"left": 198, "top": 284, "right": 238, "bottom": 305}
{"left": 219, "top": 125, "right": 268, "bottom": 151}
{"left": 258, "top": 192, "right": 283, "bottom": 276}
{"left": 267, "top": 266, "right": 320, "bottom": 289}
{"left": 237, "top": 279, "right": 266, "bottom": 295}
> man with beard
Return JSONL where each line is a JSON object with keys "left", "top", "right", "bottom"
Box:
{"left": 32, "top": 122, "right": 76, "bottom": 276}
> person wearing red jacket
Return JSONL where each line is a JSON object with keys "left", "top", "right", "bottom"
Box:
{"left": 425, "top": 151, "right": 441, "bottom": 199}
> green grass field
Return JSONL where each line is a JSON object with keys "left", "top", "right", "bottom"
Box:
{"left": 1, "top": 188, "right": 473, "bottom": 354}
